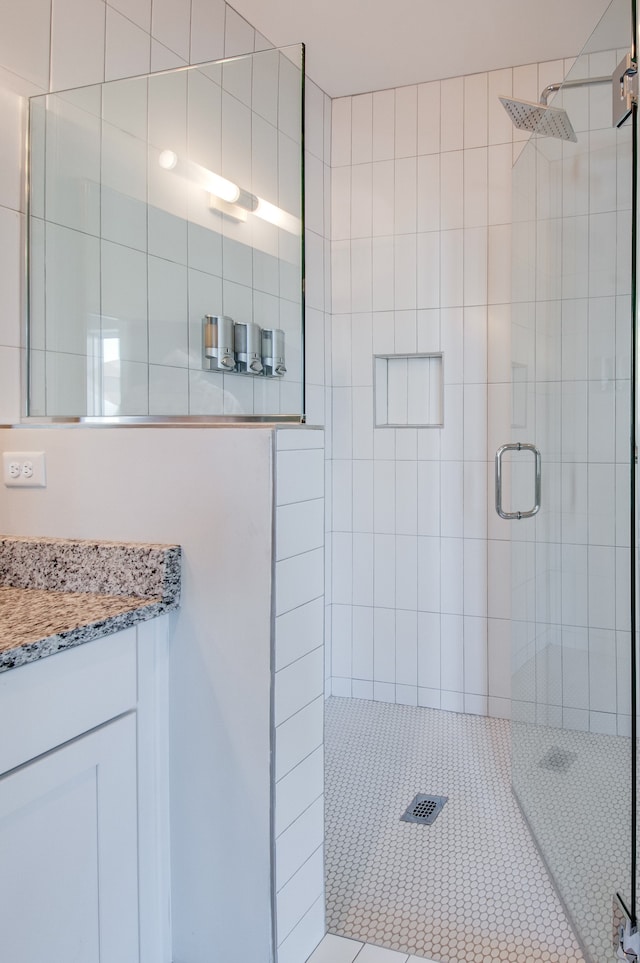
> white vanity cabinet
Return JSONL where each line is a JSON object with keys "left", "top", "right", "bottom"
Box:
{"left": 0, "top": 619, "right": 170, "bottom": 963}
{"left": 0, "top": 714, "right": 139, "bottom": 963}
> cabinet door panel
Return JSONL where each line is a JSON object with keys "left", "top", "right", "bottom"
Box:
{"left": 0, "top": 714, "right": 139, "bottom": 963}
{"left": 0, "top": 628, "right": 137, "bottom": 775}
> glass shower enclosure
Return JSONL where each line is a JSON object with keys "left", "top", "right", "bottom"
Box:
{"left": 504, "top": 0, "right": 638, "bottom": 959}
{"left": 26, "top": 45, "right": 305, "bottom": 420}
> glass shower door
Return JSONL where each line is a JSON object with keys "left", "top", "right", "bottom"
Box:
{"left": 505, "top": 0, "right": 637, "bottom": 959}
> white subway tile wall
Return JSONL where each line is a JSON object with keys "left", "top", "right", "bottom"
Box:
{"left": 509, "top": 48, "right": 633, "bottom": 739}
{"left": 327, "top": 58, "right": 598, "bottom": 720}
{"left": 274, "top": 429, "right": 326, "bottom": 962}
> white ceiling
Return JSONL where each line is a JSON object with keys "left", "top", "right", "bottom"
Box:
{"left": 231, "top": 0, "right": 613, "bottom": 98}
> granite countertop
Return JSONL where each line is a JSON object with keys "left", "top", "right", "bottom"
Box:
{"left": 0, "top": 535, "right": 181, "bottom": 672}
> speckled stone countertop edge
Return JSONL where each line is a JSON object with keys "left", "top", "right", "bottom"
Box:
{"left": 0, "top": 596, "right": 177, "bottom": 673}
{"left": 0, "top": 536, "right": 182, "bottom": 605}
{"left": 0, "top": 536, "right": 182, "bottom": 673}
{"left": 161, "top": 545, "right": 181, "bottom": 606}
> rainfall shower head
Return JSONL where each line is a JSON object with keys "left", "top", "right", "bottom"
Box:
{"left": 499, "top": 74, "right": 611, "bottom": 143}
{"left": 499, "top": 96, "right": 577, "bottom": 142}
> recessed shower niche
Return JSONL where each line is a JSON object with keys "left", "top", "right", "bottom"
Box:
{"left": 27, "top": 45, "right": 304, "bottom": 419}
{"left": 374, "top": 353, "right": 443, "bottom": 427}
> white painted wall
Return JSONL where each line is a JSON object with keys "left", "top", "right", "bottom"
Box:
{"left": 0, "top": 425, "right": 276, "bottom": 962}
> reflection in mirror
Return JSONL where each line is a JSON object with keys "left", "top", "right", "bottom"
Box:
{"left": 28, "top": 45, "right": 304, "bottom": 419}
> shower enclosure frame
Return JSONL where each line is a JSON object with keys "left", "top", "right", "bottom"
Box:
{"left": 501, "top": 0, "right": 640, "bottom": 958}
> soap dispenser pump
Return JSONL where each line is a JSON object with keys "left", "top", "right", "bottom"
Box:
{"left": 261, "top": 328, "right": 287, "bottom": 377}
{"left": 234, "top": 321, "right": 263, "bottom": 374}
{"left": 203, "top": 315, "right": 236, "bottom": 371}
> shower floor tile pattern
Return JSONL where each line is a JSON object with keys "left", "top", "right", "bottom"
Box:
{"left": 512, "top": 719, "right": 631, "bottom": 963}
{"left": 325, "top": 697, "right": 586, "bottom": 963}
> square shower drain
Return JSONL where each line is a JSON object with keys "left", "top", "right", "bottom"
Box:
{"left": 538, "top": 746, "right": 578, "bottom": 773}
{"left": 400, "top": 793, "right": 448, "bottom": 825}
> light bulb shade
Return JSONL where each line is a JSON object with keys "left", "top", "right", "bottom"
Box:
{"left": 254, "top": 197, "right": 301, "bottom": 235}
{"left": 204, "top": 170, "right": 240, "bottom": 203}
{"left": 158, "top": 149, "right": 178, "bottom": 170}
{"left": 158, "top": 151, "right": 240, "bottom": 203}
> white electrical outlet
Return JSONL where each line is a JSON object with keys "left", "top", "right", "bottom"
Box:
{"left": 3, "top": 452, "right": 46, "bottom": 488}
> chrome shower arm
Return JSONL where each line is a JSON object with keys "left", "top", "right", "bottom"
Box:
{"left": 540, "top": 75, "right": 610, "bottom": 105}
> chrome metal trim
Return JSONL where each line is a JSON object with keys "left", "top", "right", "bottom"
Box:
{"left": 5, "top": 415, "right": 307, "bottom": 429}
{"left": 539, "top": 74, "right": 611, "bottom": 105}
{"left": 495, "top": 442, "right": 542, "bottom": 520}
{"left": 613, "top": 53, "right": 638, "bottom": 128}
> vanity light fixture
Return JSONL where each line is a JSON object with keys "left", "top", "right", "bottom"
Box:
{"left": 253, "top": 196, "right": 300, "bottom": 235}
{"left": 158, "top": 149, "right": 240, "bottom": 203}
{"left": 159, "top": 148, "right": 300, "bottom": 234}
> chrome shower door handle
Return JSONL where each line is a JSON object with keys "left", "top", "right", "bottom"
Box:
{"left": 495, "top": 443, "right": 542, "bottom": 520}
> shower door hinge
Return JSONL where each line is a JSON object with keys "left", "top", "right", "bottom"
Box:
{"left": 613, "top": 53, "right": 638, "bottom": 128}
{"left": 614, "top": 894, "right": 640, "bottom": 960}
{"left": 617, "top": 921, "right": 640, "bottom": 960}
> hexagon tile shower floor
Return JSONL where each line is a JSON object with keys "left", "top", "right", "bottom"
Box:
{"left": 324, "top": 698, "right": 585, "bottom": 963}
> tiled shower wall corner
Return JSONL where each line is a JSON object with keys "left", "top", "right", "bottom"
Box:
{"left": 274, "top": 428, "right": 325, "bottom": 963}
{"left": 327, "top": 59, "right": 580, "bottom": 718}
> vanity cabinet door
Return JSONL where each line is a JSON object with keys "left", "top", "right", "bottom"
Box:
{"left": 0, "top": 712, "right": 139, "bottom": 963}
